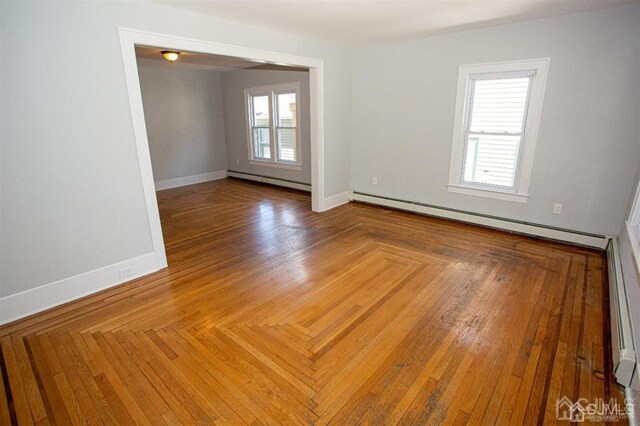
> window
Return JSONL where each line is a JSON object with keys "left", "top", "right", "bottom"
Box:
{"left": 250, "top": 95, "right": 271, "bottom": 160}
{"left": 246, "top": 83, "right": 301, "bottom": 169}
{"left": 448, "top": 59, "right": 549, "bottom": 203}
{"left": 626, "top": 181, "right": 640, "bottom": 268}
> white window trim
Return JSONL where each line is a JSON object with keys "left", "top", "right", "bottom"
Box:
{"left": 626, "top": 181, "right": 640, "bottom": 271}
{"left": 447, "top": 58, "right": 550, "bottom": 203}
{"left": 447, "top": 184, "right": 529, "bottom": 203}
{"left": 245, "top": 82, "right": 302, "bottom": 170}
{"left": 248, "top": 160, "right": 303, "bottom": 170}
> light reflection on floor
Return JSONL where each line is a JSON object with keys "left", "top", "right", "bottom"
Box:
{"left": 255, "top": 201, "right": 309, "bottom": 285}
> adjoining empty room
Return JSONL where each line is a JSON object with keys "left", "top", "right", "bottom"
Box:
{"left": 136, "top": 47, "right": 312, "bottom": 195}
{"left": 1, "top": 1, "right": 639, "bottom": 424}
{"left": 134, "top": 48, "right": 314, "bottom": 262}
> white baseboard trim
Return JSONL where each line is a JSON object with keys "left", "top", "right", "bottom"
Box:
{"left": 155, "top": 170, "right": 227, "bottom": 191}
{"left": 0, "top": 252, "right": 161, "bottom": 325}
{"left": 626, "top": 386, "right": 638, "bottom": 426}
{"left": 227, "top": 170, "right": 311, "bottom": 192}
{"left": 227, "top": 171, "right": 352, "bottom": 212}
{"left": 352, "top": 192, "right": 608, "bottom": 249}
{"left": 323, "top": 191, "right": 352, "bottom": 211}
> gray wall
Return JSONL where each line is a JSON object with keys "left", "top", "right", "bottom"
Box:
{"left": 221, "top": 69, "right": 311, "bottom": 184}
{"left": 350, "top": 4, "right": 640, "bottom": 236}
{"left": 138, "top": 66, "right": 227, "bottom": 182}
{"left": 1, "top": 0, "right": 638, "bottom": 308}
{"left": 0, "top": 0, "right": 352, "bottom": 298}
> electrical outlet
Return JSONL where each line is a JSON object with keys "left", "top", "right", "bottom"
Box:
{"left": 118, "top": 267, "right": 133, "bottom": 278}
{"left": 236, "top": 158, "right": 240, "bottom": 164}
{"left": 553, "top": 203, "right": 562, "bottom": 215}
{"left": 372, "top": 176, "right": 378, "bottom": 185}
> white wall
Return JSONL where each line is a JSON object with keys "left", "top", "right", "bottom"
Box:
{"left": 350, "top": 4, "right": 640, "bottom": 236}
{"left": 221, "top": 69, "right": 311, "bottom": 184}
{"left": 618, "top": 158, "right": 640, "bottom": 393}
{"left": 0, "top": 0, "right": 352, "bottom": 299}
{"left": 138, "top": 66, "right": 227, "bottom": 182}
{"left": 619, "top": 216, "right": 640, "bottom": 394}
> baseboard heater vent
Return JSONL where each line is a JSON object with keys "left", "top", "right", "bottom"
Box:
{"left": 352, "top": 191, "right": 607, "bottom": 248}
{"left": 606, "top": 238, "right": 637, "bottom": 387}
{"left": 227, "top": 170, "right": 311, "bottom": 193}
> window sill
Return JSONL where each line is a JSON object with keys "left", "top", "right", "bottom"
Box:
{"left": 625, "top": 221, "right": 640, "bottom": 274}
{"left": 249, "top": 160, "right": 302, "bottom": 171}
{"left": 447, "top": 183, "right": 529, "bottom": 203}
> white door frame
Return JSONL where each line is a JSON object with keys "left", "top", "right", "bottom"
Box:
{"left": 118, "top": 28, "right": 325, "bottom": 269}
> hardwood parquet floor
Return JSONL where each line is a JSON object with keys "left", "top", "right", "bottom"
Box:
{"left": 0, "top": 178, "right": 624, "bottom": 425}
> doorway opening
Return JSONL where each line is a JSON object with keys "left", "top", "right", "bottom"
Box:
{"left": 119, "top": 28, "right": 325, "bottom": 270}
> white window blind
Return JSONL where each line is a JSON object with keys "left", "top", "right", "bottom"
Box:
{"left": 462, "top": 76, "right": 532, "bottom": 188}
{"left": 448, "top": 59, "right": 549, "bottom": 203}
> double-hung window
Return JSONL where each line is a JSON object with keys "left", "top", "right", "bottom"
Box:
{"left": 246, "top": 82, "right": 301, "bottom": 169}
{"left": 448, "top": 59, "right": 549, "bottom": 203}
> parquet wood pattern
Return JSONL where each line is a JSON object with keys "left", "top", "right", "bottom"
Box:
{"left": 0, "top": 178, "right": 624, "bottom": 425}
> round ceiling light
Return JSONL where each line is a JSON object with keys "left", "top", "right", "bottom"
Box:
{"left": 161, "top": 51, "right": 180, "bottom": 62}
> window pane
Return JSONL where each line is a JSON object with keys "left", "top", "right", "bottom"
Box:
{"left": 463, "top": 134, "right": 521, "bottom": 187}
{"left": 253, "top": 127, "right": 271, "bottom": 159}
{"left": 252, "top": 95, "right": 270, "bottom": 127}
{"left": 277, "top": 128, "right": 296, "bottom": 162}
{"left": 469, "top": 77, "right": 530, "bottom": 134}
{"left": 277, "top": 93, "right": 296, "bottom": 127}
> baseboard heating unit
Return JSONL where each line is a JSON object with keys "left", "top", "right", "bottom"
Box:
{"left": 227, "top": 170, "right": 311, "bottom": 192}
{"left": 607, "top": 238, "right": 637, "bottom": 387}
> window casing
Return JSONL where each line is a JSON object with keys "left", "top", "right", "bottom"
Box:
{"left": 448, "top": 59, "right": 549, "bottom": 203}
{"left": 626, "top": 182, "right": 640, "bottom": 270}
{"left": 245, "top": 83, "right": 301, "bottom": 169}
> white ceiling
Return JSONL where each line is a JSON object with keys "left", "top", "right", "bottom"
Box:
{"left": 150, "top": 0, "right": 636, "bottom": 44}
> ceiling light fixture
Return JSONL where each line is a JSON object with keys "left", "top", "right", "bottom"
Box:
{"left": 161, "top": 51, "right": 180, "bottom": 62}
